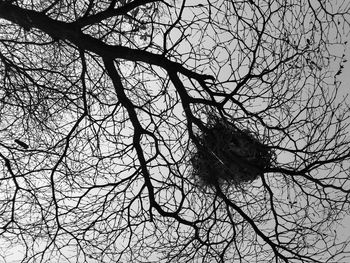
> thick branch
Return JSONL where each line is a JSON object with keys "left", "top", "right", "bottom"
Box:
{"left": 103, "top": 58, "right": 196, "bottom": 227}
{"left": 76, "top": 0, "right": 161, "bottom": 27}
{"left": 0, "top": 3, "right": 214, "bottom": 82}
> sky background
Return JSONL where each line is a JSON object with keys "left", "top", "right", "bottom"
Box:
{"left": 1, "top": 2, "right": 350, "bottom": 262}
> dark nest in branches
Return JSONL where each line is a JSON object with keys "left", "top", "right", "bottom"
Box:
{"left": 190, "top": 119, "right": 273, "bottom": 188}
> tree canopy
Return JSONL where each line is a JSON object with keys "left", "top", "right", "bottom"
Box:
{"left": 0, "top": 0, "right": 350, "bottom": 262}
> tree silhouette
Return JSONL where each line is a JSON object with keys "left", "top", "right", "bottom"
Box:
{"left": 0, "top": 0, "right": 349, "bottom": 262}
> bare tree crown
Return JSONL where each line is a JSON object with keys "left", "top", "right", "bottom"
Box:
{"left": 0, "top": 0, "right": 349, "bottom": 262}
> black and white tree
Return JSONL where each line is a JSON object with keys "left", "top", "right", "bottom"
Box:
{"left": 0, "top": 1, "right": 349, "bottom": 262}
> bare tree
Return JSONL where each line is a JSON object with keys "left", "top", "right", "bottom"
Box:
{"left": 0, "top": 0, "right": 349, "bottom": 262}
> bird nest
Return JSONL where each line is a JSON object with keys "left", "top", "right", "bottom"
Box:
{"left": 190, "top": 120, "right": 273, "bottom": 188}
